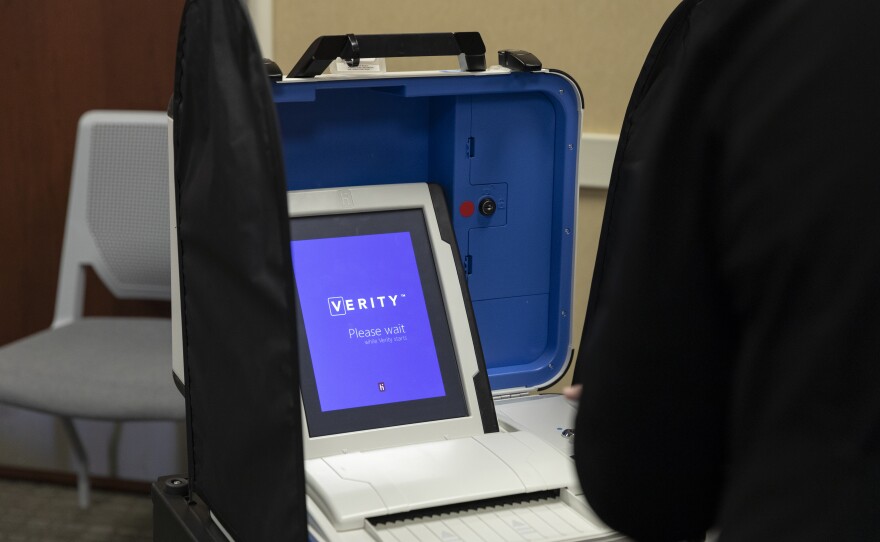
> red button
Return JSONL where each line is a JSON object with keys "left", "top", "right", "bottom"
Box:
{"left": 460, "top": 201, "right": 475, "bottom": 218}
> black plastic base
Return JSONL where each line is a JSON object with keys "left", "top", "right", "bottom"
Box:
{"left": 151, "top": 475, "right": 230, "bottom": 542}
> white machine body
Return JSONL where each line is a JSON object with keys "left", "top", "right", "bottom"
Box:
{"left": 167, "top": 67, "right": 619, "bottom": 542}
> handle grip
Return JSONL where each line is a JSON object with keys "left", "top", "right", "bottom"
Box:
{"left": 288, "top": 32, "right": 487, "bottom": 78}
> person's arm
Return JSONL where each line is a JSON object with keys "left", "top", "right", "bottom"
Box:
{"left": 574, "top": 0, "right": 880, "bottom": 540}
{"left": 573, "top": 2, "right": 733, "bottom": 540}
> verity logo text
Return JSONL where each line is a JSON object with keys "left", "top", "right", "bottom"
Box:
{"left": 328, "top": 295, "right": 404, "bottom": 316}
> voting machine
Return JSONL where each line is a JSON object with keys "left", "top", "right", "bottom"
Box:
{"left": 283, "top": 183, "right": 618, "bottom": 541}
{"left": 170, "top": 11, "right": 619, "bottom": 540}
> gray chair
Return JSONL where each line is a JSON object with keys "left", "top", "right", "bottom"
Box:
{"left": 0, "top": 110, "right": 185, "bottom": 508}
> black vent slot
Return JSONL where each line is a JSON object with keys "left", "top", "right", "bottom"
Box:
{"left": 368, "top": 489, "right": 561, "bottom": 526}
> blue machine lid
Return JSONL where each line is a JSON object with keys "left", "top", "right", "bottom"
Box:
{"left": 273, "top": 69, "right": 582, "bottom": 391}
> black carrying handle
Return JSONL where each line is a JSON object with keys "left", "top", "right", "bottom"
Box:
{"left": 288, "top": 32, "right": 487, "bottom": 78}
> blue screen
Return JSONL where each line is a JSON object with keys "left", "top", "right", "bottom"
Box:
{"left": 290, "top": 209, "right": 468, "bottom": 437}
{"left": 292, "top": 231, "right": 446, "bottom": 411}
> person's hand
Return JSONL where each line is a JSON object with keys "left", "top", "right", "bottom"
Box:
{"left": 563, "top": 383, "right": 582, "bottom": 401}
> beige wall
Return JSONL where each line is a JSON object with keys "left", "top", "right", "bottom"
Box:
{"left": 273, "top": 0, "right": 678, "bottom": 133}
{"left": 272, "top": 2, "right": 678, "bottom": 390}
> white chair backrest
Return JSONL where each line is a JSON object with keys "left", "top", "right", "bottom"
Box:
{"left": 53, "top": 111, "right": 171, "bottom": 328}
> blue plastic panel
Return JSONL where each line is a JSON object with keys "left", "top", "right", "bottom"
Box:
{"left": 272, "top": 72, "right": 580, "bottom": 390}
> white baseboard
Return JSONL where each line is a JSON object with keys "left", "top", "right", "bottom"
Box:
{"left": 578, "top": 133, "right": 618, "bottom": 189}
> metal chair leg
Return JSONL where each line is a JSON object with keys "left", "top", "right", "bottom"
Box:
{"left": 59, "top": 416, "right": 90, "bottom": 508}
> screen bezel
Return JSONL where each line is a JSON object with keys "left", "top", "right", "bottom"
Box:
{"left": 290, "top": 210, "right": 469, "bottom": 437}
{"left": 288, "top": 184, "right": 487, "bottom": 459}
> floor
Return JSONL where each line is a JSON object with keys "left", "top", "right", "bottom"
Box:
{"left": 0, "top": 478, "right": 151, "bottom": 541}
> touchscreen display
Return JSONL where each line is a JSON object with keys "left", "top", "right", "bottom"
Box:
{"left": 290, "top": 209, "right": 468, "bottom": 437}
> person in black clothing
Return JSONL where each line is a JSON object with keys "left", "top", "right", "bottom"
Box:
{"left": 572, "top": 1, "right": 880, "bottom": 540}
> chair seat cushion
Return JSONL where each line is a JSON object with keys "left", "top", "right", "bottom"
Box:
{"left": 0, "top": 317, "right": 184, "bottom": 421}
